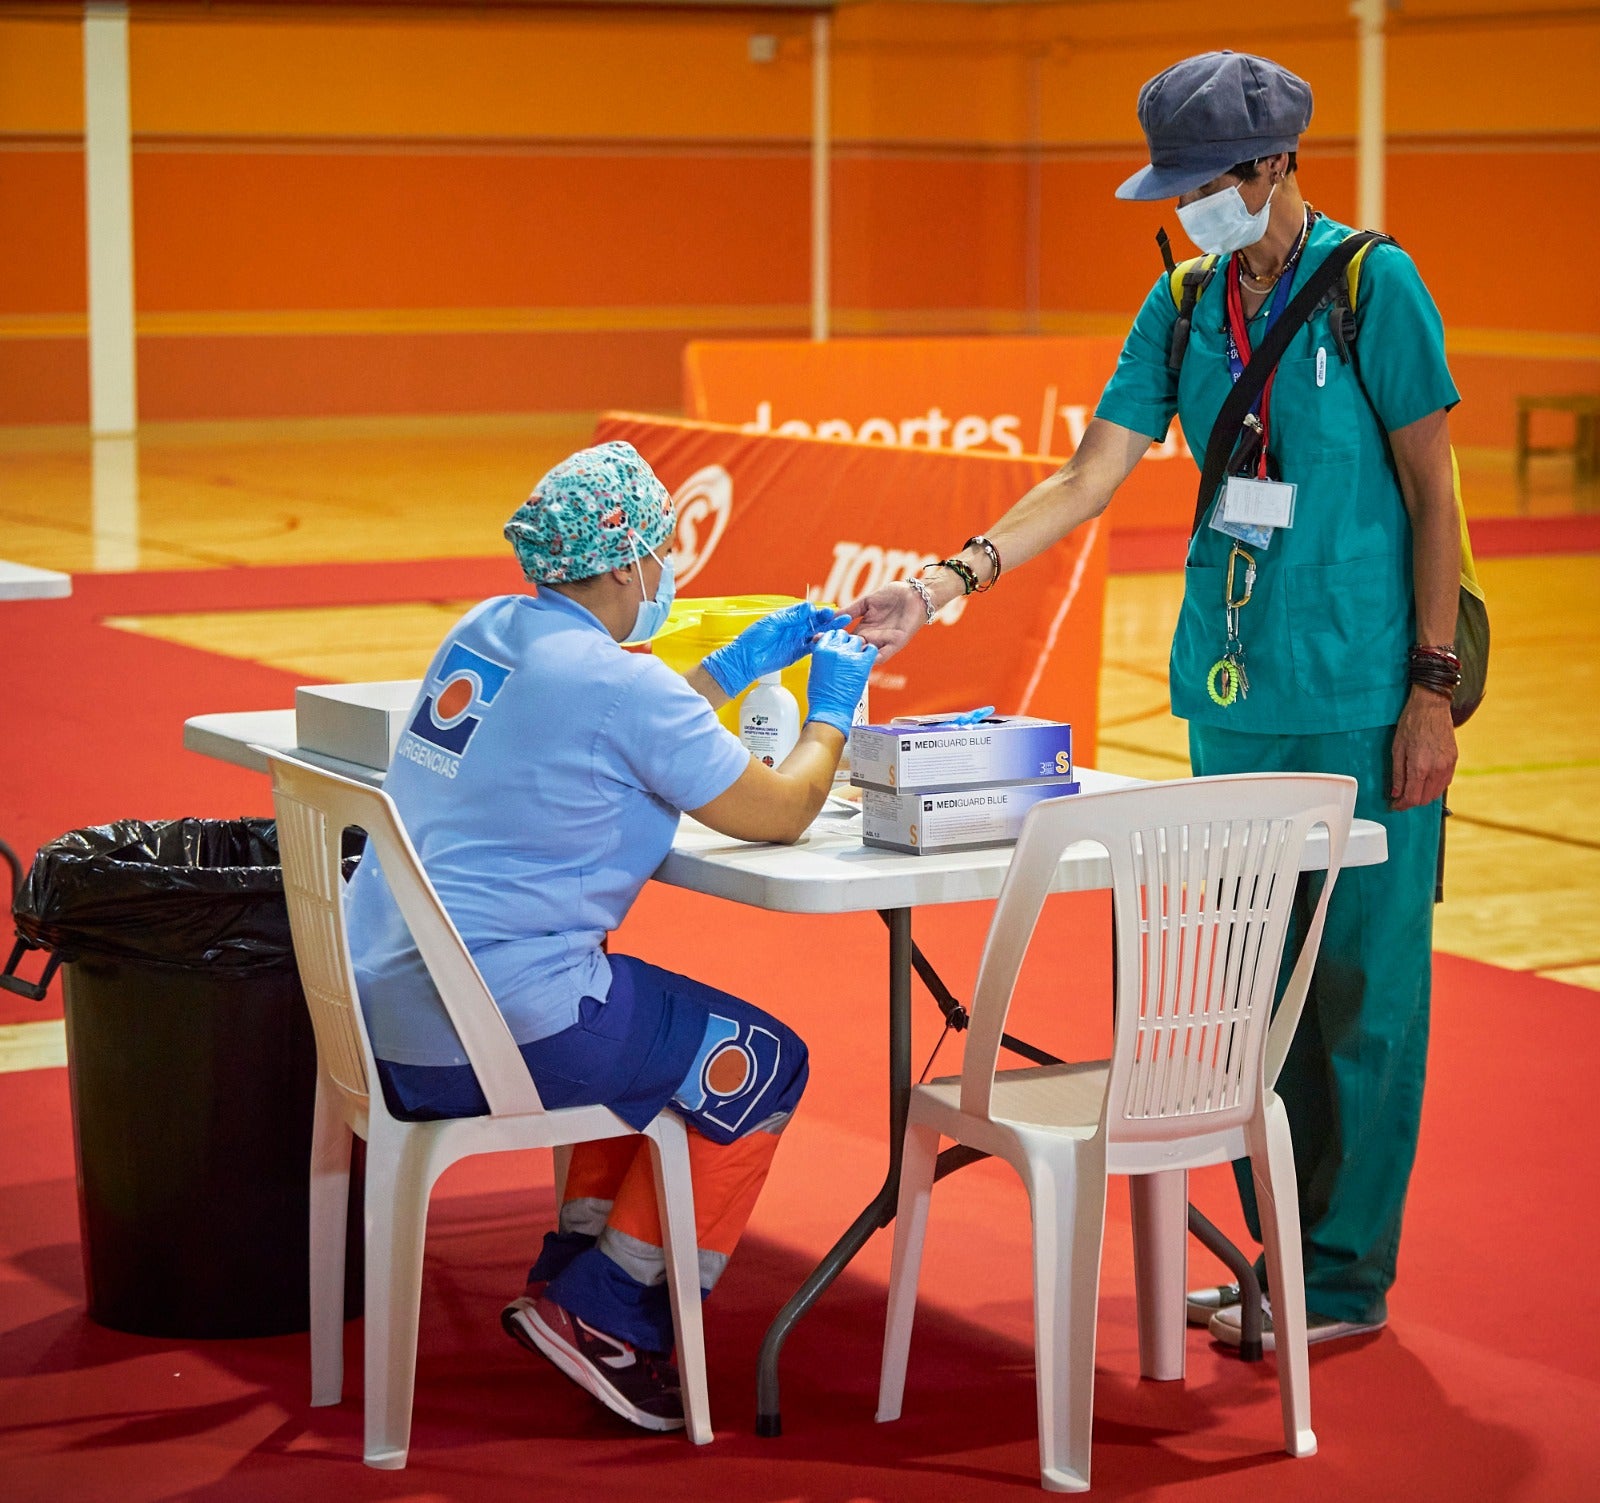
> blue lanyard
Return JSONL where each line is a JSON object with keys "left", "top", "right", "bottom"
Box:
{"left": 1223, "top": 225, "right": 1310, "bottom": 396}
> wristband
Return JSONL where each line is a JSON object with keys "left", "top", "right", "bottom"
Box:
{"left": 938, "top": 556, "right": 979, "bottom": 596}
{"left": 905, "top": 575, "right": 937, "bottom": 623}
{"left": 1407, "top": 643, "right": 1462, "bottom": 695}
{"left": 963, "top": 535, "right": 1002, "bottom": 591}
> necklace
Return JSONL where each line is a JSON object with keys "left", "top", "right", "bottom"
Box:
{"left": 1238, "top": 206, "right": 1310, "bottom": 290}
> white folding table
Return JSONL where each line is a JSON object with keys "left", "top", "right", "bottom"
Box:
{"left": 184, "top": 705, "right": 1388, "bottom": 1428}
{"left": 0, "top": 560, "right": 72, "bottom": 602}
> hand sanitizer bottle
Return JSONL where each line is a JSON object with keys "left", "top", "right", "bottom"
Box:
{"left": 740, "top": 672, "right": 800, "bottom": 768}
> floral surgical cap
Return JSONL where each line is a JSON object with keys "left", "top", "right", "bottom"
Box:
{"left": 504, "top": 441, "right": 676, "bottom": 584}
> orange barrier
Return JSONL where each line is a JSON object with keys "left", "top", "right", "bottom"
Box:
{"left": 683, "top": 336, "right": 1197, "bottom": 533}
{"left": 593, "top": 412, "right": 1109, "bottom": 757}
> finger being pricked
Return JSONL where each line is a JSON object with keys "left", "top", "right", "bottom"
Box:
{"left": 808, "top": 604, "right": 853, "bottom": 639}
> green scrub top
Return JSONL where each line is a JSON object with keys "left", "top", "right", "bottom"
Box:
{"left": 1095, "top": 213, "right": 1460, "bottom": 735}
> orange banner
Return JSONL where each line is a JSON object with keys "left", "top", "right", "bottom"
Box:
{"left": 593, "top": 412, "right": 1109, "bottom": 758}
{"left": 683, "top": 335, "right": 1196, "bottom": 532}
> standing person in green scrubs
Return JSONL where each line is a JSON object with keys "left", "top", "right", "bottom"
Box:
{"left": 844, "top": 51, "right": 1462, "bottom": 1349}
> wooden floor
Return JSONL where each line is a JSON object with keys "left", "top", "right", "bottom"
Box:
{"left": 4, "top": 415, "right": 1598, "bottom": 993}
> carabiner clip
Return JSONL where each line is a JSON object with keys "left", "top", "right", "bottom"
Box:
{"left": 1226, "top": 544, "right": 1257, "bottom": 609}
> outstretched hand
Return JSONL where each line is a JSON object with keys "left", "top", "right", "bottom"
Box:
{"left": 838, "top": 581, "right": 926, "bottom": 663}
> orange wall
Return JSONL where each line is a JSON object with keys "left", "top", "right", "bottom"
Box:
{"left": 3, "top": 1, "right": 1596, "bottom": 435}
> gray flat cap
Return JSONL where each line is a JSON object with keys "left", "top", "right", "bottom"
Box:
{"left": 1116, "top": 51, "right": 1313, "bottom": 202}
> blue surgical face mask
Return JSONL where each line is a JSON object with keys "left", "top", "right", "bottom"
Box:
{"left": 1176, "top": 180, "right": 1276, "bottom": 256}
{"left": 621, "top": 539, "right": 675, "bottom": 644}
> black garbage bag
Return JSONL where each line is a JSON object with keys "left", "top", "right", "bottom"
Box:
{"left": 10, "top": 817, "right": 360, "bottom": 1339}
{"left": 13, "top": 817, "right": 293, "bottom": 971}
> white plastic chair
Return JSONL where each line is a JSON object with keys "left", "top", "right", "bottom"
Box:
{"left": 267, "top": 752, "right": 713, "bottom": 1467}
{"left": 876, "top": 773, "right": 1356, "bottom": 1492}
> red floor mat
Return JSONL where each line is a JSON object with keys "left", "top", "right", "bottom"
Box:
{"left": 5, "top": 561, "right": 1597, "bottom": 1498}
{"left": 2, "top": 942, "right": 1597, "bottom": 1501}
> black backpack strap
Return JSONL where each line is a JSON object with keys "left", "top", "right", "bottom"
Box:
{"left": 1168, "top": 257, "right": 1220, "bottom": 372}
{"left": 1191, "top": 230, "right": 1389, "bottom": 540}
{"left": 1155, "top": 226, "right": 1177, "bottom": 274}
{"left": 1317, "top": 231, "right": 1394, "bottom": 364}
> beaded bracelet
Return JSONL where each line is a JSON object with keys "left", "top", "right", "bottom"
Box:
{"left": 938, "top": 556, "right": 980, "bottom": 596}
{"left": 905, "top": 575, "right": 938, "bottom": 623}
{"left": 964, "top": 534, "right": 1003, "bottom": 591}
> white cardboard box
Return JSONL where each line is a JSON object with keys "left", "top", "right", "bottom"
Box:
{"left": 295, "top": 681, "right": 421, "bottom": 770}
{"left": 851, "top": 715, "right": 1073, "bottom": 793}
{"left": 862, "top": 779, "right": 1081, "bottom": 854}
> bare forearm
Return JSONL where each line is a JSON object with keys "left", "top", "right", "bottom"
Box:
{"left": 1390, "top": 410, "right": 1459, "bottom": 650}
{"left": 919, "top": 418, "right": 1147, "bottom": 610}
{"left": 686, "top": 664, "right": 732, "bottom": 711}
{"left": 1387, "top": 407, "right": 1461, "bottom": 808}
{"left": 690, "top": 723, "right": 844, "bottom": 845}
{"left": 1409, "top": 497, "right": 1459, "bottom": 650}
{"left": 772, "top": 725, "right": 845, "bottom": 837}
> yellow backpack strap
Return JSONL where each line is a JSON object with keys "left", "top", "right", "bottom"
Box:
{"left": 1166, "top": 254, "right": 1220, "bottom": 371}
{"left": 1167, "top": 254, "right": 1217, "bottom": 309}
{"left": 1452, "top": 448, "right": 1485, "bottom": 601}
{"left": 1346, "top": 237, "right": 1378, "bottom": 309}
{"left": 1332, "top": 231, "right": 1396, "bottom": 361}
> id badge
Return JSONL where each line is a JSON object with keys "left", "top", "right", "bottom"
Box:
{"left": 1210, "top": 475, "right": 1295, "bottom": 549}
{"left": 1222, "top": 475, "right": 1296, "bottom": 529}
{"left": 1210, "top": 512, "right": 1275, "bottom": 548}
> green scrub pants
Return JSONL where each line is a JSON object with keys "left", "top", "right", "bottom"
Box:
{"left": 1188, "top": 721, "right": 1442, "bottom": 1326}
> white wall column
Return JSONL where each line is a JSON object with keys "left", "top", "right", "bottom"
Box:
{"left": 810, "top": 12, "right": 831, "bottom": 342}
{"left": 91, "top": 435, "right": 140, "bottom": 572}
{"left": 84, "top": 1, "right": 138, "bottom": 434}
{"left": 1353, "top": 0, "right": 1387, "bottom": 231}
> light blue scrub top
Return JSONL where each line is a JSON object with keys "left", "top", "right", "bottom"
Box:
{"left": 1095, "top": 213, "right": 1461, "bottom": 735}
{"left": 345, "top": 589, "right": 752, "bottom": 1068}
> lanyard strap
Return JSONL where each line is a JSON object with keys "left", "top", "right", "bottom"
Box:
{"left": 1189, "top": 227, "right": 1391, "bottom": 542}
{"left": 1222, "top": 214, "right": 1309, "bottom": 476}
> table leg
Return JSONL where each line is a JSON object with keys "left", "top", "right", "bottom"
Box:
{"left": 754, "top": 906, "right": 913, "bottom": 1437}
{"left": 1187, "top": 1204, "right": 1265, "bottom": 1362}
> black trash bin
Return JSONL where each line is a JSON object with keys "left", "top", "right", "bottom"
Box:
{"left": 7, "top": 818, "right": 360, "bottom": 1339}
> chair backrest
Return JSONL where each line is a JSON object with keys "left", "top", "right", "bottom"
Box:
{"left": 958, "top": 773, "right": 1356, "bottom": 1143}
{"left": 268, "top": 752, "right": 543, "bottom": 1120}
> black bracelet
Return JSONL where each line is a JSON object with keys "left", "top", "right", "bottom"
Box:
{"left": 938, "top": 556, "right": 979, "bottom": 596}
{"left": 964, "top": 534, "right": 1002, "bottom": 591}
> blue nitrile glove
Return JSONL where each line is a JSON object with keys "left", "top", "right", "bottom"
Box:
{"left": 938, "top": 705, "right": 995, "bottom": 727}
{"left": 805, "top": 629, "right": 877, "bottom": 735}
{"left": 701, "top": 602, "right": 852, "bottom": 697}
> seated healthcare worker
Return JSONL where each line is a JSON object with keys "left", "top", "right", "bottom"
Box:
{"left": 343, "top": 440, "right": 876, "bottom": 1433}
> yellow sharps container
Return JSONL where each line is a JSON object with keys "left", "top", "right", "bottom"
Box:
{"left": 651, "top": 596, "right": 811, "bottom": 733}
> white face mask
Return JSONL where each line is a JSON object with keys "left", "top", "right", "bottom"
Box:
{"left": 620, "top": 538, "right": 675, "bottom": 644}
{"left": 1176, "top": 181, "right": 1276, "bottom": 256}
